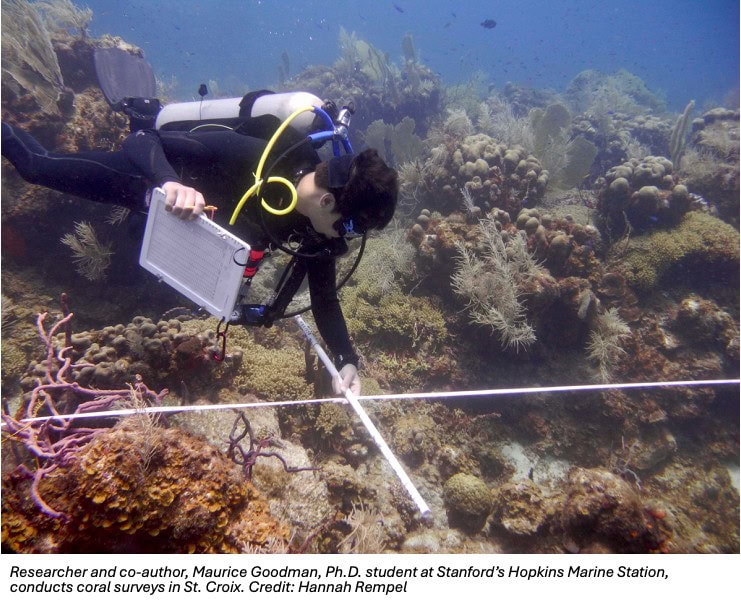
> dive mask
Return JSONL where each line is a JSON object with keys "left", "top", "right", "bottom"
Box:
{"left": 335, "top": 217, "right": 365, "bottom": 240}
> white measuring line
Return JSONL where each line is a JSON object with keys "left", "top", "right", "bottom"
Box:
{"left": 355, "top": 378, "right": 740, "bottom": 402}
{"left": 8, "top": 378, "right": 738, "bottom": 426}
{"left": 5, "top": 372, "right": 738, "bottom": 517}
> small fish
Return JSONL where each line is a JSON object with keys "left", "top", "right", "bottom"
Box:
{"left": 481, "top": 19, "right": 497, "bottom": 29}
{"left": 393, "top": 2, "right": 404, "bottom": 12}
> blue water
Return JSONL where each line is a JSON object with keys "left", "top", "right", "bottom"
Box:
{"left": 82, "top": 0, "right": 738, "bottom": 112}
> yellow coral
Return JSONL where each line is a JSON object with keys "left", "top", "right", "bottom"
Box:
{"left": 619, "top": 211, "right": 740, "bottom": 290}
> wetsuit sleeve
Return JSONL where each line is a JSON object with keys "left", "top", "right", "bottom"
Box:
{"left": 307, "top": 258, "right": 359, "bottom": 367}
{"left": 121, "top": 129, "right": 182, "bottom": 186}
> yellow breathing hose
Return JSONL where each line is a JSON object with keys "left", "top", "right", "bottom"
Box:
{"left": 229, "top": 105, "right": 317, "bottom": 225}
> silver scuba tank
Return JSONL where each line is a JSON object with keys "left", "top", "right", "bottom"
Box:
{"left": 155, "top": 91, "right": 324, "bottom": 134}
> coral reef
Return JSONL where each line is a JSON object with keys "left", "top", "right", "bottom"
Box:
{"left": 1, "top": 312, "right": 293, "bottom": 553}
{"left": 403, "top": 131, "right": 549, "bottom": 218}
{"left": 565, "top": 69, "right": 667, "bottom": 116}
{"left": 1, "top": 10, "right": 738, "bottom": 556}
{"left": 288, "top": 29, "right": 442, "bottom": 136}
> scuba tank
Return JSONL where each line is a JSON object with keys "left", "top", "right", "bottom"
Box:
{"left": 155, "top": 90, "right": 325, "bottom": 135}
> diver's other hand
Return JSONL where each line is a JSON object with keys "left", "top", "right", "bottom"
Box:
{"left": 161, "top": 181, "right": 206, "bottom": 220}
{"left": 334, "top": 364, "right": 360, "bottom": 397}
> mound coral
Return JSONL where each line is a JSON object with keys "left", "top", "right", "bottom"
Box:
{"left": 443, "top": 472, "right": 492, "bottom": 531}
{"left": 597, "top": 155, "right": 693, "bottom": 234}
{"left": 2, "top": 422, "right": 289, "bottom": 553}
{"left": 412, "top": 132, "right": 548, "bottom": 218}
{"left": 19, "top": 315, "right": 230, "bottom": 394}
{"left": 616, "top": 211, "right": 740, "bottom": 291}
{"left": 491, "top": 480, "right": 548, "bottom": 536}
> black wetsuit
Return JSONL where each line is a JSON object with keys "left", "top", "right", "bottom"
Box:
{"left": 1, "top": 122, "right": 359, "bottom": 367}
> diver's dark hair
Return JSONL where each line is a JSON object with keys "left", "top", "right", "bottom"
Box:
{"left": 331, "top": 149, "right": 398, "bottom": 232}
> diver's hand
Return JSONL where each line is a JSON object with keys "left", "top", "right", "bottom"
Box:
{"left": 161, "top": 181, "right": 206, "bottom": 220}
{"left": 333, "top": 364, "right": 360, "bottom": 397}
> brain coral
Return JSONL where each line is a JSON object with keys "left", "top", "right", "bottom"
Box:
{"left": 443, "top": 472, "right": 492, "bottom": 531}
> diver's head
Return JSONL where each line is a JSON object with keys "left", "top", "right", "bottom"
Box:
{"left": 314, "top": 149, "right": 398, "bottom": 238}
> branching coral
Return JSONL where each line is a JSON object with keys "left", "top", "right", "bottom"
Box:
{"left": 451, "top": 218, "right": 538, "bottom": 351}
{"left": 337, "top": 500, "right": 388, "bottom": 554}
{"left": 227, "top": 411, "right": 319, "bottom": 480}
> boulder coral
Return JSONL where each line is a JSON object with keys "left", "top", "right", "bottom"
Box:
{"left": 443, "top": 472, "right": 492, "bottom": 531}
{"left": 597, "top": 155, "right": 693, "bottom": 234}
{"left": 616, "top": 211, "right": 740, "bottom": 291}
{"left": 491, "top": 480, "right": 548, "bottom": 536}
{"left": 2, "top": 422, "right": 289, "bottom": 553}
{"left": 416, "top": 133, "right": 548, "bottom": 217}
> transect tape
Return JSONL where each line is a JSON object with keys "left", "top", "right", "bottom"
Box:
{"left": 12, "top": 379, "right": 738, "bottom": 425}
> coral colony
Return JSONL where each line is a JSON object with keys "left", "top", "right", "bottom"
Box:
{"left": 1, "top": 1, "right": 738, "bottom": 553}
{"left": 2, "top": 312, "right": 168, "bottom": 519}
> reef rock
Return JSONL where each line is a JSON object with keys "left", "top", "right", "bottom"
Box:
{"left": 491, "top": 480, "right": 548, "bottom": 536}
{"left": 558, "top": 467, "right": 668, "bottom": 553}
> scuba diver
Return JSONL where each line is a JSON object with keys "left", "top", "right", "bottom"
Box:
{"left": 1, "top": 54, "right": 398, "bottom": 398}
